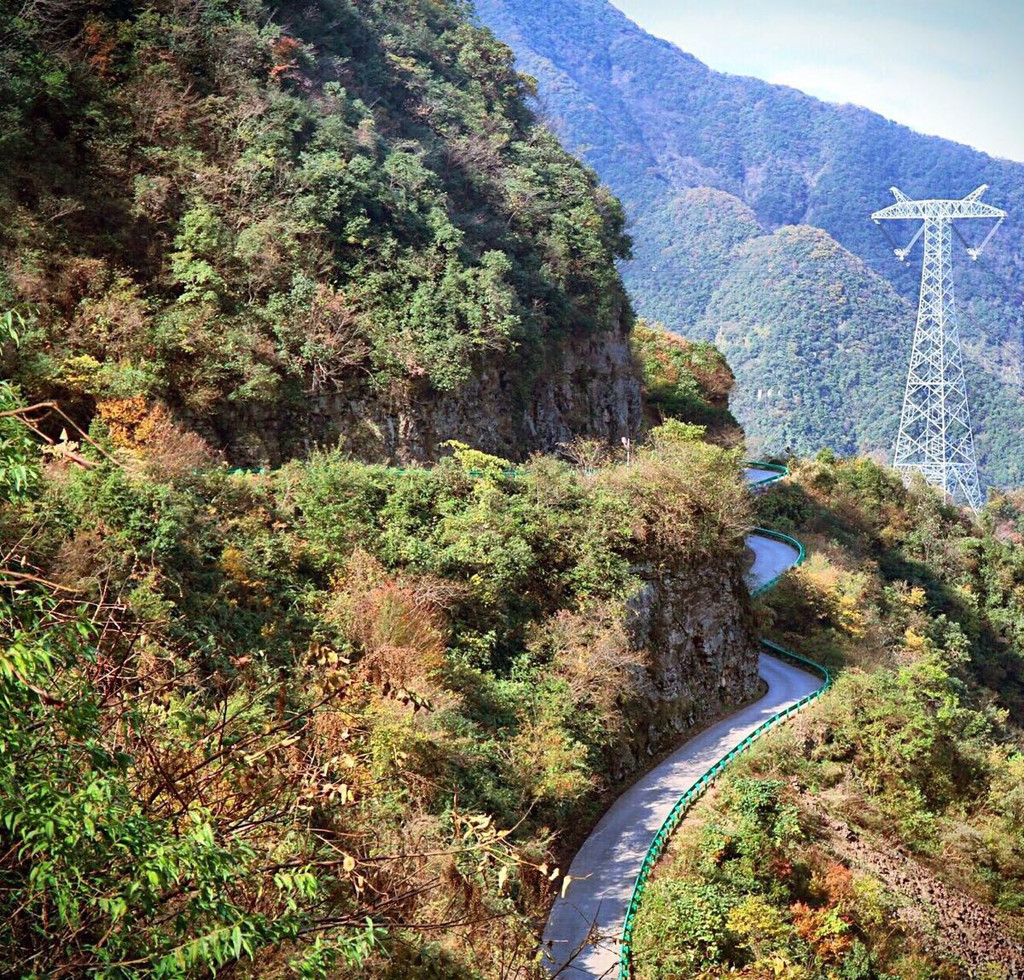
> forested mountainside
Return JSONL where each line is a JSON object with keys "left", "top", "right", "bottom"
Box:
{"left": 474, "top": 0, "right": 1024, "bottom": 489}
{"left": 0, "top": 2, "right": 766, "bottom": 975}
{"left": 0, "top": 0, "right": 639, "bottom": 465}
{"left": 5, "top": 2, "right": 1024, "bottom": 978}
{"left": 630, "top": 456, "right": 1024, "bottom": 980}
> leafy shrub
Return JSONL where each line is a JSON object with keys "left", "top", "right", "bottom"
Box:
{"left": 631, "top": 320, "right": 742, "bottom": 444}
{"left": 632, "top": 879, "right": 737, "bottom": 977}
{"left": 0, "top": 381, "right": 39, "bottom": 503}
{"left": 0, "top": 593, "right": 342, "bottom": 977}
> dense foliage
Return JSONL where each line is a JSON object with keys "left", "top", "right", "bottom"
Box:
{"left": 630, "top": 319, "right": 742, "bottom": 445}
{"left": 0, "top": 0, "right": 629, "bottom": 445}
{"left": 6, "top": 2, "right": 1024, "bottom": 976}
{"left": 476, "top": 0, "right": 1024, "bottom": 488}
{"left": 631, "top": 455, "right": 1024, "bottom": 979}
{"left": 759, "top": 454, "right": 1024, "bottom": 721}
{"left": 700, "top": 227, "right": 908, "bottom": 461}
{"left": 0, "top": 383, "right": 750, "bottom": 977}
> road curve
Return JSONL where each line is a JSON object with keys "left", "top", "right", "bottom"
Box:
{"left": 540, "top": 468, "right": 819, "bottom": 978}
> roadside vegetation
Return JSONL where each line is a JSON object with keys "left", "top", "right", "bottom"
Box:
{"left": 631, "top": 454, "right": 1024, "bottom": 980}
{"left": 631, "top": 319, "right": 742, "bottom": 446}
{"left": 0, "top": 379, "right": 750, "bottom": 978}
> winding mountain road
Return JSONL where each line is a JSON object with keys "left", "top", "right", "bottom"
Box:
{"left": 540, "top": 466, "right": 821, "bottom": 978}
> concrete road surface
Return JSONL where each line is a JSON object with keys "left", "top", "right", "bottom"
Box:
{"left": 540, "top": 469, "right": 816, "bottom": 978}
{"left": 743, "top": 466, "right": 783, "bottom": 487}
{"left": 747, "top": 533, "right": 800, "bottom": 593}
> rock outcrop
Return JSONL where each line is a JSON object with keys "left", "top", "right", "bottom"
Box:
{"left": 621, "top": 558, "right": 760, "bottom": 776}
{"left": 201, "top": 312, "right": 642, "bottom": 467}
{"left": 809, "top": 803, "right": 1024, "bottom": 975}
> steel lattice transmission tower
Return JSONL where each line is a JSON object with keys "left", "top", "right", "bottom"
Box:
{"left": 872, "top": 185, "right": 1005, "bottom": 511}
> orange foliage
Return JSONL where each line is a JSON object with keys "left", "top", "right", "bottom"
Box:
{"left": 95, "top": 398, "right": 216, "bottom": 476}
{"left": 790, "top": 900, "right": 854, "bottom": 963}
{"left": 769, "top": 855, "right": 794, "bottom": 880}
{"left": 269, "top": 36, "right": 302, "bottom": 80}
{"left": 823, "top": 861, "right": 855, "bottom": 906}
{"left": 96, "top": 396, "right": 150, "bottom": 448}
{"left": 81, "top": 19, "right": 116, "bottom": 77}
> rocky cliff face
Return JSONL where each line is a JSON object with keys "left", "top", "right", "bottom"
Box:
{"left": 619, "top": 558, "right": 760, "bottom": 777}
{"left": 201, "top": 312, "right": 642, "bottom": 467}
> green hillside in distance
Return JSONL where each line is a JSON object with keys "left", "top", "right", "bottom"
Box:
{"left": 474, "top": 0, "right": 1024, "bottom": 489}
{"left": 701, "top": 225, "right": 908, "bottom": 461}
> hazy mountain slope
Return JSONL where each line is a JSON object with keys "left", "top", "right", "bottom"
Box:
{"left": 702, "top": 225, "right": 909, "bottom": 459}
{"left": 629, "top": 188, "right": 764, "bottom": 330}
{"left": 475, "top": 0, "right": 1024, "bottom": 488}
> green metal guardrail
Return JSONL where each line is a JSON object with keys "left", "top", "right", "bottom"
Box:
{"left": 618, "top": 462, "right": 830, "bottom": 980}
{"left": 749, "top": 527, "right": 806, "bottom": 595}
{"left": 744, "top": 460, "right": 790, "bottom": 487}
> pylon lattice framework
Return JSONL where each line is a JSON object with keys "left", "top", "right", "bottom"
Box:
{"left": 872, "top": 185, "right": 1005, "bottom": 511}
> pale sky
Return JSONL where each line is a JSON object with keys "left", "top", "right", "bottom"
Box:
{"left": 610, "top": 1, "right": 1024, "bottom": 163}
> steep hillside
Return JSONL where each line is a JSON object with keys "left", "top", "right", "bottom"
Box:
{"left": 0, "top": 0, "right": 639, "bottom": 465}
{"left": 631, "top": 455, "right": 1024, "bottom": 979}
{"left": 0, "top": 2, "right": 767, "bottom": 976}
{"left": 702, "top": 226, "right": 908, "bottom": 459}
{"left": 0, "top": 385, "right": 759, "bottom": 977}
{"left": 474, "top": 0, "right": 1024, "bottom": 488}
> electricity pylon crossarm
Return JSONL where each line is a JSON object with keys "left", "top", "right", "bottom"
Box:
{"left": 872, "top": 185, "right": 1006, "bottom": 511}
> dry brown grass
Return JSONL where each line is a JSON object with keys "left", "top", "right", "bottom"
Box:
{"left": 329, "top": 550, "right": 453, "bottom": 702}
{"left": 540, "top": 601, "right": 647, "bottom": 722}
{"left": 599, "top": 437, "right": 751, "bottom": 564}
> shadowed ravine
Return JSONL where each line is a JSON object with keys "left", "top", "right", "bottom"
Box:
{"left": 540, "top": 466, "right": 822, "bottom": 978}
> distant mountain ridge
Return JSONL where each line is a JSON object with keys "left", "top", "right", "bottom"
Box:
{"left": 475, "top": 0, "right": 1024, "bottom": 487}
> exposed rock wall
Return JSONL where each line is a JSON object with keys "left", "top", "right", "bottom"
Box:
{"left": 200, "top": 314, "right": 642, "bottom": 467}
{"left": 621, "top": 558, "right": 760, "bottom": 777}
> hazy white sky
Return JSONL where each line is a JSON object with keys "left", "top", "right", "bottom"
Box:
{"left": 610, "top": 1, "right": 1024, "bottom": 163}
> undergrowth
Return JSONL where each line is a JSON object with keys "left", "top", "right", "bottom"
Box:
{"left": 632, "top": 454, "right": 1024, "bottom": 980}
